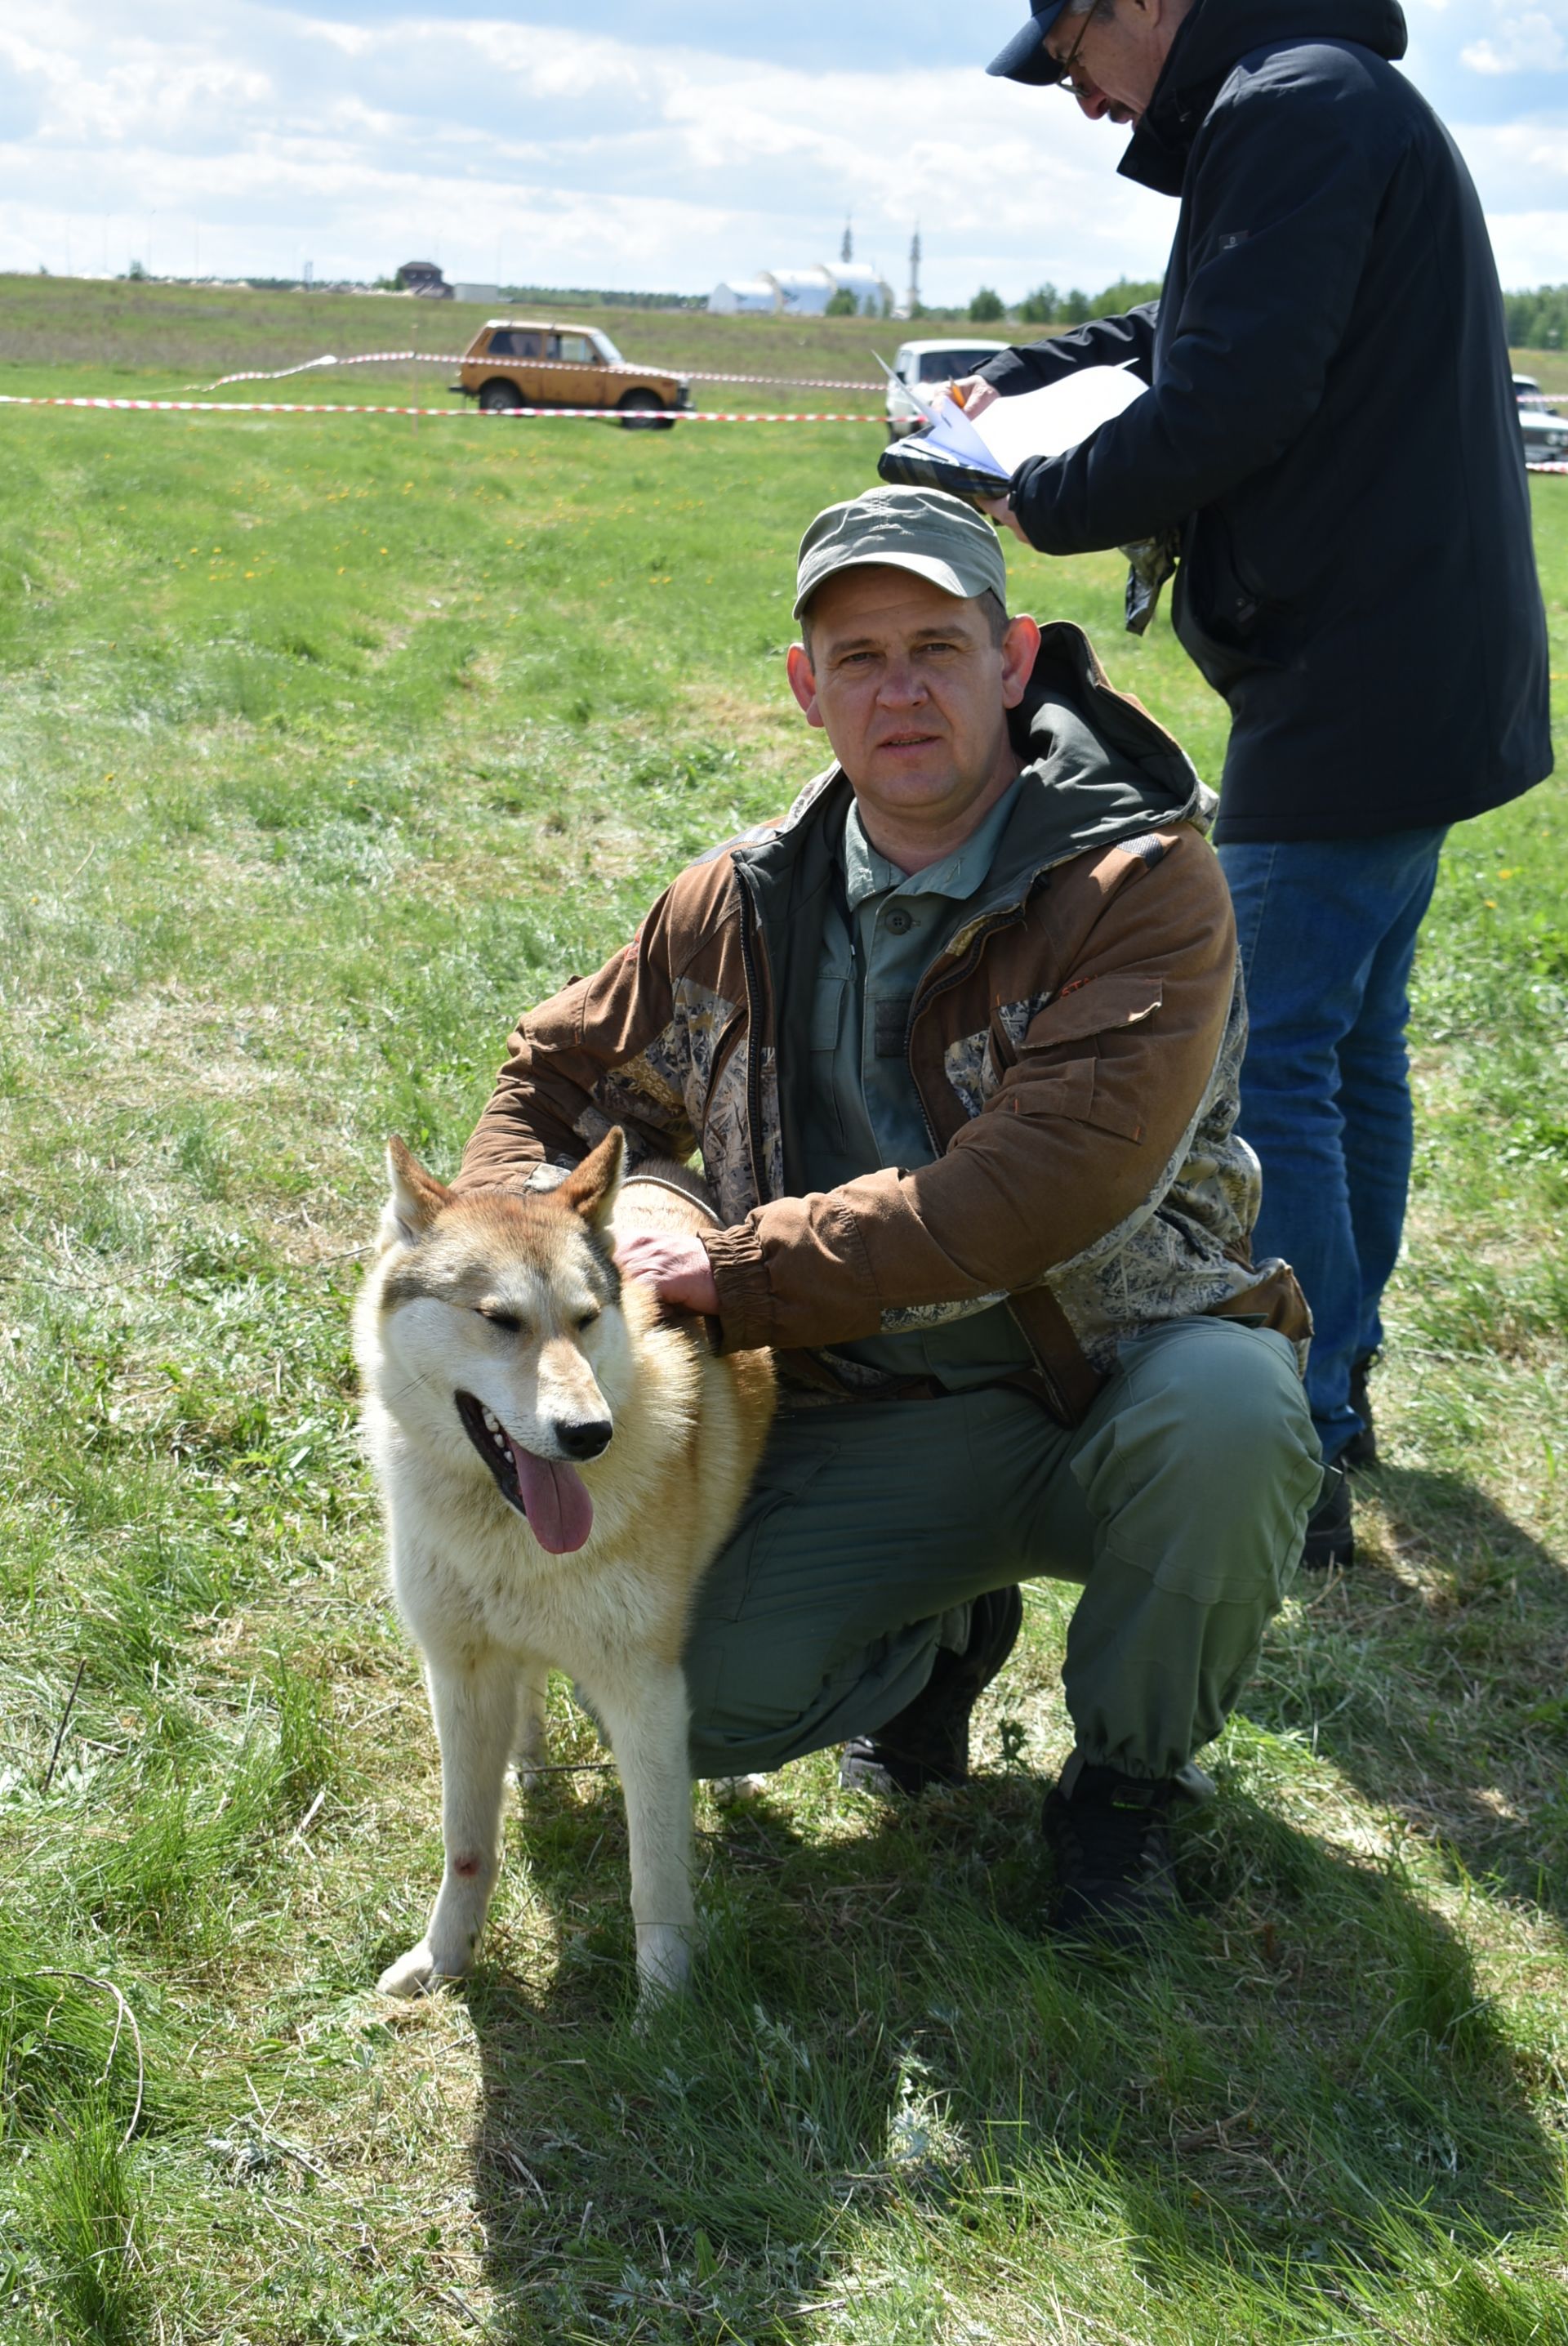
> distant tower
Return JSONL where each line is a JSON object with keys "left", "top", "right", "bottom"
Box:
{"left": 906, "top": 225, "right": 922, "bottom": 314}
{"left": 841, "top": 217, "right": 853, "bottom": 264}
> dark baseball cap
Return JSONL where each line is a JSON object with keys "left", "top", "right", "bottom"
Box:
{"left": 794, "top": 486, "right": 1007, "bottom": 621}
{"left": 987, "top": 0, "right": 1074, "bottom": 85}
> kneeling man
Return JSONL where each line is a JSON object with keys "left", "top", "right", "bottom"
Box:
{"left": 455, "top": 487, "right": 1322, "bottom": 1940}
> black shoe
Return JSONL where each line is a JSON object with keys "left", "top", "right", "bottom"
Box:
{"left": 839, "top": 1586, "right": 1024, "bottom": 1796}
{"left": 1300, "top": 1462, "right": 1354, "bottom": 1570}
{"left": 1340, "top": 1352, "right": 1379, "bottom": 1472}
{"left": 1042, "top": 1761, "right": 1182, "bottom": 1945}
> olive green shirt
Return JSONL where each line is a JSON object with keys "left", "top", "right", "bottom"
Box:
{"left": 799, "top": 780, "right": 1036, "bottom": 1390}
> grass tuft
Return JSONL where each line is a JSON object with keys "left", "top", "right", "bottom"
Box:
{"left": 29, "top": 2094, "right": 149, "bottom": 2346}
{"left": 266, "top": 1651, "right": 341, "bottom": 1812}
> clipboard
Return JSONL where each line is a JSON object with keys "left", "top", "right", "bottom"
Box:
{"left": 877, "top": 436, "right": 1009, "bottom": 508}
{"left": 878, "top": 365, "right": 1149, "bottom": 510}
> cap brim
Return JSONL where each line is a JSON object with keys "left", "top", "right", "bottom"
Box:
{"left": 792, "top": 550, "right": 981, "bottom": 621}
{"left": 986, "top": 11, "right": 1068, "bottom": 84}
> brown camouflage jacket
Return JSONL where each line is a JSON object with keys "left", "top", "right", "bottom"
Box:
{"left": 457, "top": 623, "right": 1308, "bottom": 1423}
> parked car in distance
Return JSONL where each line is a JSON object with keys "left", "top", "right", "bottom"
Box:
{"left": 452, "top": 321, "right": 691, "bottom": 427}
{"left": 1513, "top": 374, "right": 1568, "bottom": 463}
{"left": 884, "top": 338, "right": 1011, "bottom": 439}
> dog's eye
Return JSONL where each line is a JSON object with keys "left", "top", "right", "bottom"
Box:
{"left": 575, "top": 1308, "right": 600, "bottom": 1331}
{"left": 477, "top": 1307, "right": 523, "bottom": 1334}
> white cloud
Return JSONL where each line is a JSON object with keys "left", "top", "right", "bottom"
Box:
{"left": 1448, "top": 114, "right": 1568, "bottom": 207}
{"left": 1461, "top": 4, "right": 1568, "bottom": 74}
{"left": 0, "top": 2, "right": 1564, "bottom": 298}
{"left": 0, "top": 2, "right": 1174, "bottom": 297}
{"left": 1481, "top": 204, "right": 1568, "bottom": 278}
{"left": 1464, "top": 32, "right": 1567, "bottom": 74}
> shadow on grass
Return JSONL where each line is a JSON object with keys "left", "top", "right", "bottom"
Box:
{"left": 1258, "top": 1462, "right": 1568, "bottom": 1929}
{"left": 451, "top": 1762, "right": 1563, "bottom": 2343}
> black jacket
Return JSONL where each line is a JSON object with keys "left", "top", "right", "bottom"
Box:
{"left": 981, "top": 0, "right": 1552, "bottom": 842}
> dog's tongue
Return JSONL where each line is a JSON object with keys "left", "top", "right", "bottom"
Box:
{"left": 511, "top": 1442, "right": 594, "bottom": 1554}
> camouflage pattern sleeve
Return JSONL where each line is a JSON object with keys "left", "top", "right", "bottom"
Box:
{"left": 453, "top": 885, "right": 702, "bottom": 1193}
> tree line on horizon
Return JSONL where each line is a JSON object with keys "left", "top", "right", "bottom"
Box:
{"left": 1503, "top": 285, "right": 1568, "bottom": 350}
{"left": 962, "top": 279, "right": 1568, "bottom": 349}
{"left": 18, "top": 265, "right": 1565, "bottom": 348}
{"left": 964, "top": 276, "right": 1163, "bottom": 327}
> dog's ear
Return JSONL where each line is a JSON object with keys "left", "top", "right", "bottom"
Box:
{"left": 381, "top": 1137, "right": 451, "bottom": 1249}
{"left": 559, "top": 1127, "right": 626, "bottom": 1233}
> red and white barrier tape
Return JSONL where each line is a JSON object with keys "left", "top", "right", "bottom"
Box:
{"left": 7, "top": 395, "right": 1563, "bottom": 491}
{"left": 191, "top": 350, "right": 884, "bottom": 395}
{"left": 691, "top": 369, "right": 881, "bottom": 390}
{"left": 0, "top": 393, "right": 876, "bottom": 421}
{"left": 193, "top": 349, "right": 438, "bottom": 387}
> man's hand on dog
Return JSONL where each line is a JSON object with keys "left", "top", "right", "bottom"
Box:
{"left": 615, "top": 1232, "right": 720, "bottom": 1317}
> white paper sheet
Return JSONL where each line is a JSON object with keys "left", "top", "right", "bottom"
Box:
{"left": 921, "top": 395, "right": 1009, "bottom": 477}
{"left": 923, "top": 363, "right": 1147, "bottom": 479}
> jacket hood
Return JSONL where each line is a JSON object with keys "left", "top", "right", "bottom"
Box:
{"left": 997, "top": 619, "right": 1211, "bottom": 888}
{"left": 1124, "top": 0, "right": 1407, "bottom": 194}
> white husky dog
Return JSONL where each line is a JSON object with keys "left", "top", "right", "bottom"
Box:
{"left": 354, "top": 1127, "right": 775, "bottom": 2003}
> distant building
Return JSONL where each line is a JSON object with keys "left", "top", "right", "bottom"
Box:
{"left": 450, "top": 282, "right": 502, "bottom": 306}
{"left": 395, "top": 260, "right": 452, "bottom": 299}
{"left": 712, "top": 275, "right": 777, "bottom": 314}
{"left": 708, "top": 261, "right": 893, "bottom": 318}
{"left": 898, "top": 228, "right": 922, "bottom": 321}
{"left": 707, "top": 275, "right": 778, "bottom": 314}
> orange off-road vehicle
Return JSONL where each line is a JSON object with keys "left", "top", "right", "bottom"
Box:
{"left": 452, "top": 319, "right": 691, "bottom": 428}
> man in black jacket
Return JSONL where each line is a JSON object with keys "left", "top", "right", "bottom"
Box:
{"left": 964, "top": 0, "right": 1552, "bottom": 1561}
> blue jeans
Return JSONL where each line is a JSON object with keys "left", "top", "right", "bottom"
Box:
{"left": 1217, "top": 829, "right": 1447, "bottom": 1463}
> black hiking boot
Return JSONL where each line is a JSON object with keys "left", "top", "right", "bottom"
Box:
{"left": 1300, "top": 1461, "right": 1354, "bottom": 1571}
{"left": 839, "top": 1586, "right": 1024, "bottom": 1796}
{"left": 1340, "top": 1352, "right": 1379, "bottom": 1472}
{"left": 1042, "top": 1760, "right": 1183, "bottom": 1946}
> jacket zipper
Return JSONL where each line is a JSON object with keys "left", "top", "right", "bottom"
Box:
{"left": 902, "top": 902, "right": 1026, "bottom": 1116}
{"left": 736, "top": 872, "right": 768, "bottom": 1206}
{"left": 898, "top": 750, "right": 1191, "bottom": 1091}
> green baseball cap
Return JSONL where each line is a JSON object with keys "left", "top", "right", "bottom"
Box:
{"left": 794, "top": 484, "right": 1008, "bottom": 621}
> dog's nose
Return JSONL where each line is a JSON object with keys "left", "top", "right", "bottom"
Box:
{"left": 555, "top": 1416, "right": 612, "bottom": 1462}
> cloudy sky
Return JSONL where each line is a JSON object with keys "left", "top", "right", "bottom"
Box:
{"left": 0, "top": 1, "right": 1564, "bottom": 302}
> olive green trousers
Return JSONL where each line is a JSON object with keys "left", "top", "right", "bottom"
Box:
{"left": 683, "top": 1318, "right": 1322, "bottom": 1784}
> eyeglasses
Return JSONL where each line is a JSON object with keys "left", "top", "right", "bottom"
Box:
{"left": 1052, "top": 7, "right": 1098, "bottom": 95}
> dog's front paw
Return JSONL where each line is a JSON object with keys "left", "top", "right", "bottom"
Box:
{"left": 711, "top": 1773, "right": 768, "bottom": 1801}
{"left": 634, "top": 1924, "right": 693, "bottom": 2012}
{"left": 377, "top": 1940, "right": 461, "bottom": 1999}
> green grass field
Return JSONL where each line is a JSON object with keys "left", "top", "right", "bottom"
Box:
{"left": 0, "top": 274, "right": 902, "bottom": 406}
{"left": 2, "top": 289, "right": 1567, "bottom": 2345}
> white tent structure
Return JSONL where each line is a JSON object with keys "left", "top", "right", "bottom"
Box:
{"left": 707, "top": 274, "right": 779, "bottom": 314}
{"left": 708, "top": 261, "right": 893, "bottom": 317}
